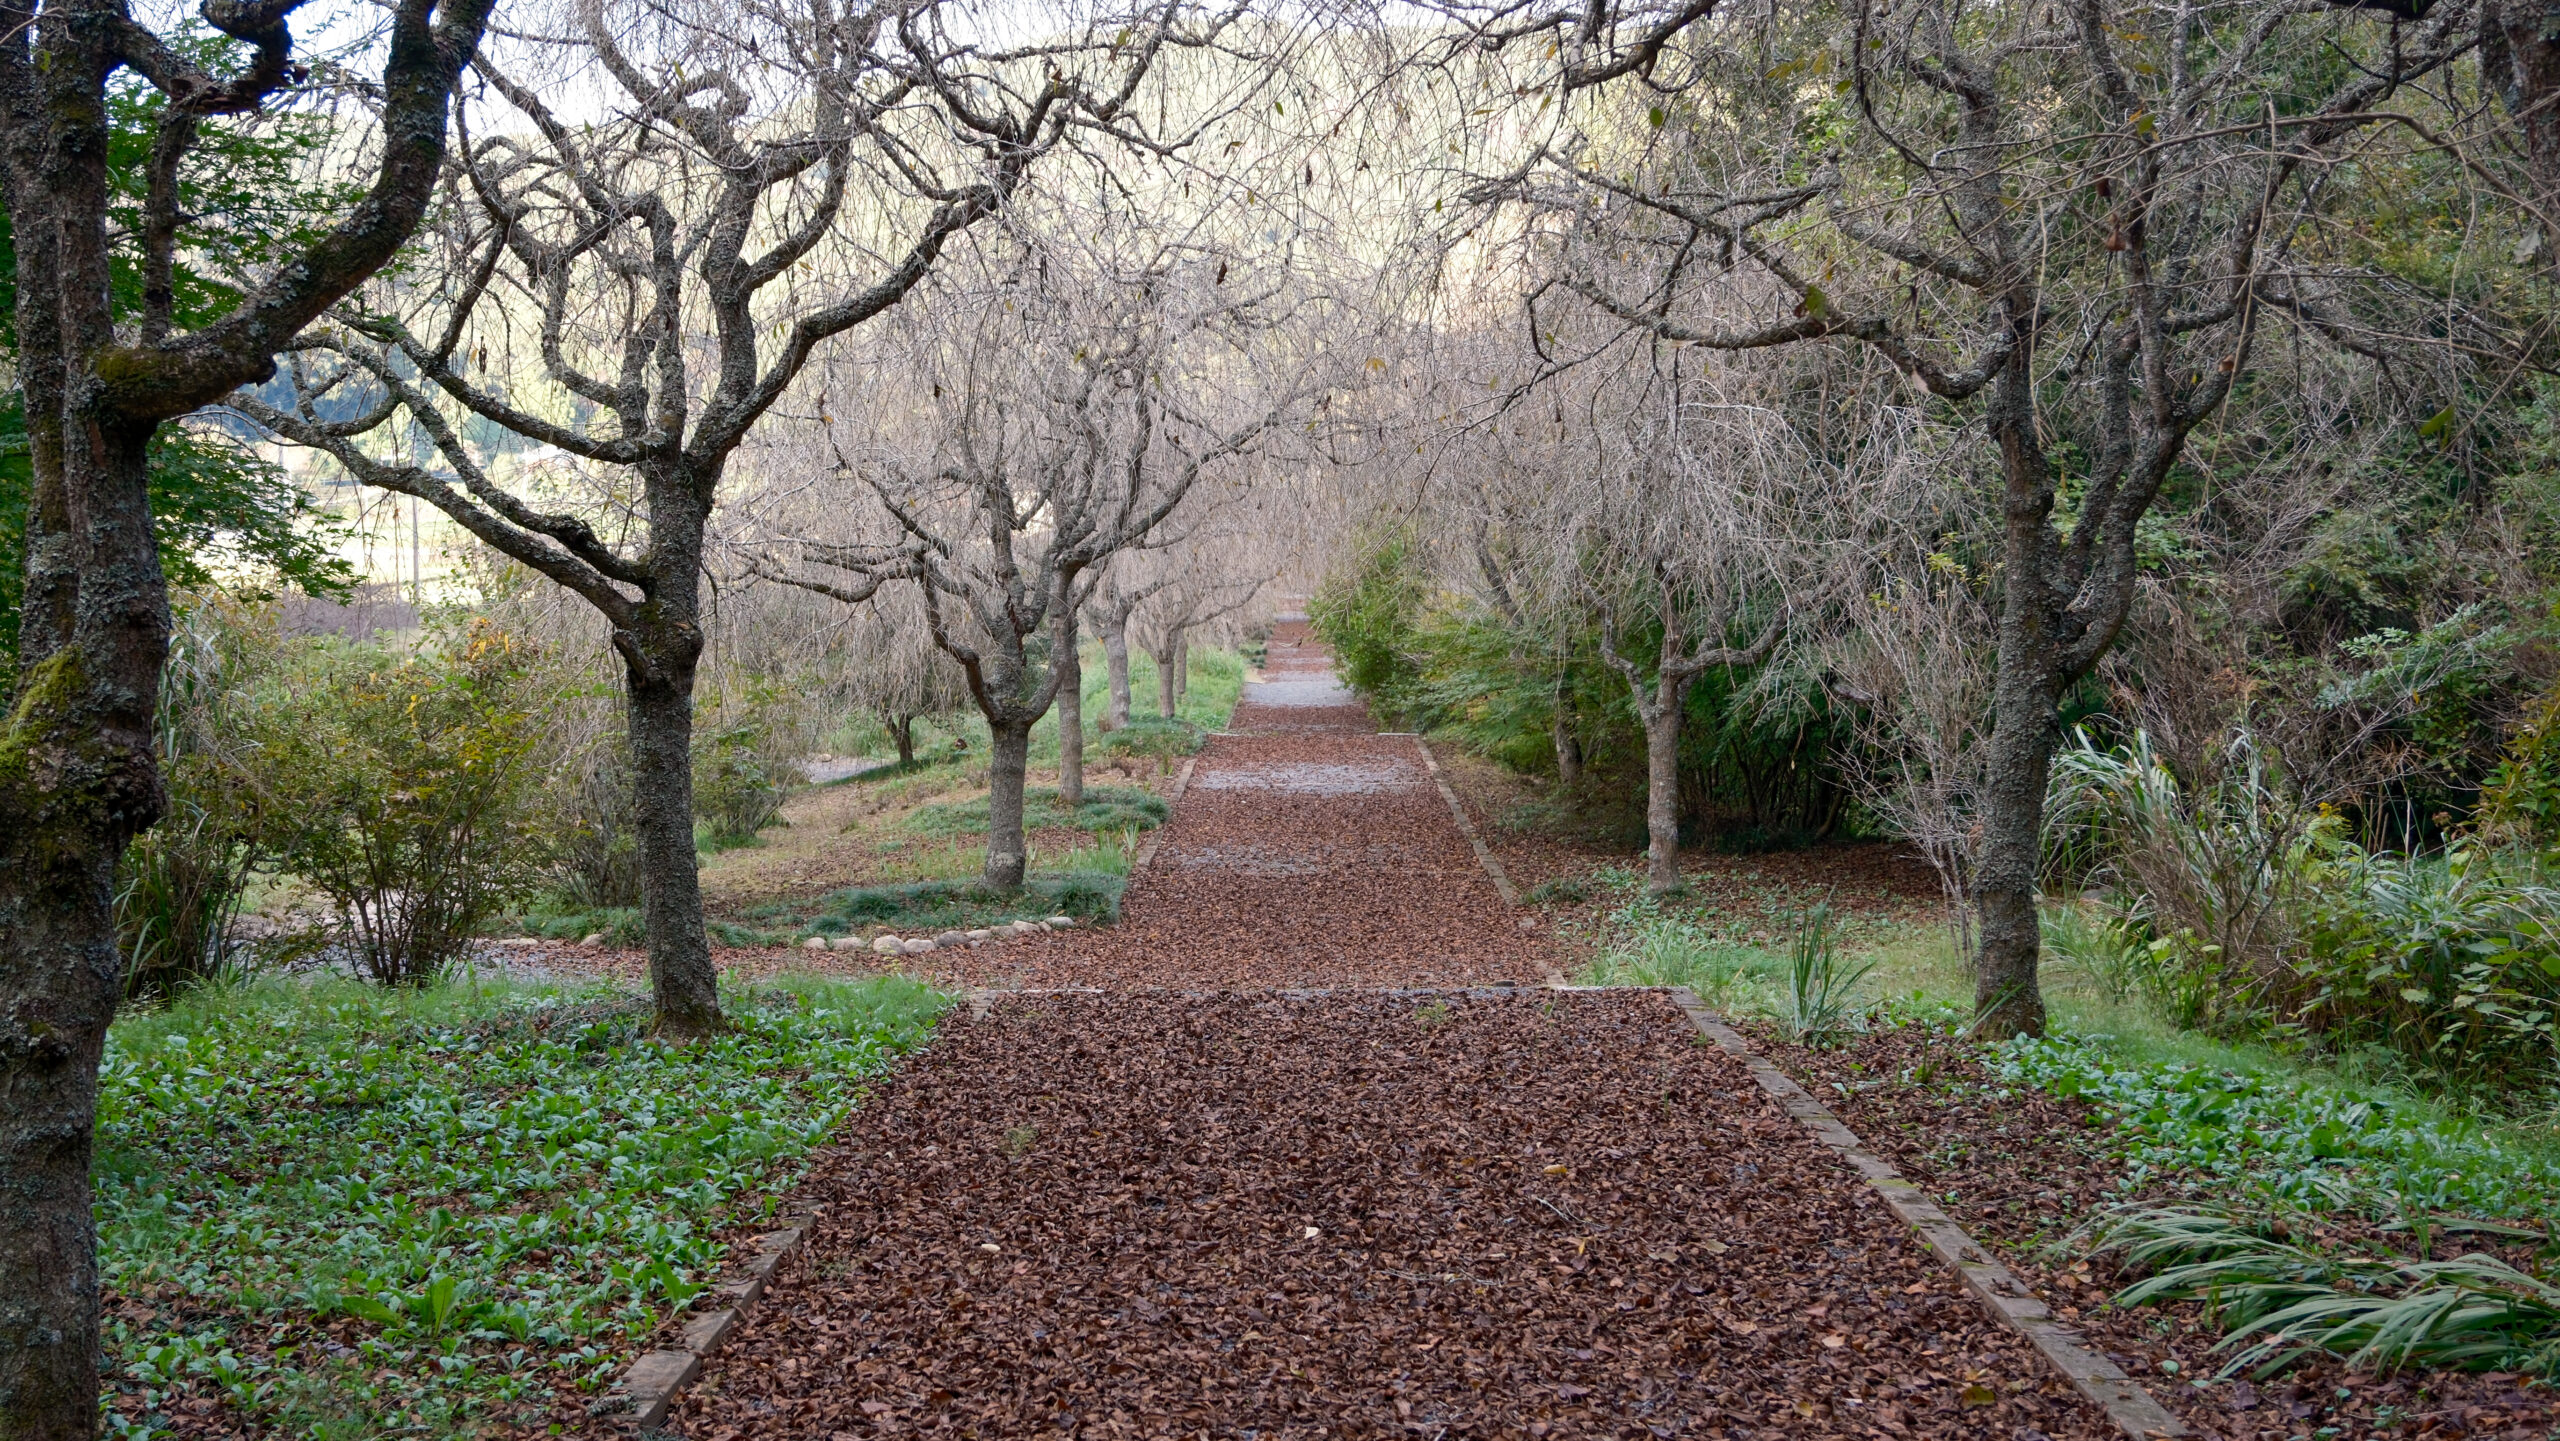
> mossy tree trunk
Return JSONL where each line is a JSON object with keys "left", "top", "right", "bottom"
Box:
{"left": 0, "top": 0, "right": 492, "bottom": 1430}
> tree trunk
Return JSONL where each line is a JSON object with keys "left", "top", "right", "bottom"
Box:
{"left": 1969, "top": 369, "right": 2063, "bottom": 1040}
{"left": 1971, "top": 600, "right": 2063, "bottom": 1040}
{"left": 1552, "top": 696, "right": 1583, "bottom": 785}
{"left": 0, "top": 428, "right": 166, "bottom": 1441}
{"left": 1642, "top": 696, "right": 1686, "bottom": 895}
{"left": 2483, "top": 0, "right": 2560, "bottom": 266}
{"left": 625, "top": 656, "right": 722, "bottom": 1036}
{"left": 1153, "top": 635, "right": 1181, "bottom": 718}
{"left": 1057, "top": 625, "right": 1086, "bottom": 810}
{"left": 890, "top": 713, "right": 917, "bottom": 766}
{"left": 1100, "top": 613, "right": 1133, "bottom": 732}
{"left": 985, "top": 718, "right": 1034, "bottom": 891}
{"left": 1173, "top": 630, "right": 1190, "bottom": 708}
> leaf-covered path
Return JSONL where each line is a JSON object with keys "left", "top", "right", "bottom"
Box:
{"left": 665, "top": 623, "right": 2116, "bottom": 1440}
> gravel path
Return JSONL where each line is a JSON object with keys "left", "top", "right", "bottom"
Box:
{"left": 659, "top": 623, "right": 2114, "bottom": 1440}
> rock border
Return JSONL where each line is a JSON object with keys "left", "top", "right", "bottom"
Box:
{"left": 609, "top": 1211, "right": 820, "bottom": 1434}
{"left": 1663, "top": 990, "right": 2187, "bottom": 1440}
{"left": 1409, "top": 735, "right": 1520, "bottom": 906}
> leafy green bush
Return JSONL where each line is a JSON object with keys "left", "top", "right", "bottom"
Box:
{"left": 1309, "top": 514, "right": 1429, "bottom": 718}
{"left": 904, "top": 784, "right": 1167, "bottom": 838}
{"left": 2479, "top": 681, "right": 2560, "bottom": 847}
{"left": 2045, "top": 727, "right": 2321, "bottom": 1033}
{"left": 2293, "top": 845, "right": 2560, "bottom": 1086}
{"left": 97, "top": 973, "right": 944, "bottom": 1436}
{"left": 255, "top": 624, "right": 557, "bottom": 985}
{"left": 692, "top": 717, "right": 794, "bottom": 848}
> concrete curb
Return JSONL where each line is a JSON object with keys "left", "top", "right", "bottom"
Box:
{"left": 1664, "top": 991, "right": 2187, "bottom": 1440}
{"left": 1410, "top": 735, "right": 1520, "bottom": 906}
{"left": 1133, "top": 754, "right": 1199, "bottom": 873}
{"left": 608, "top": 1211, "right": 821, "bottom": 1433}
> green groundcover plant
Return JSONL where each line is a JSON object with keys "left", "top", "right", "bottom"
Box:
{"left": 1994, "top": 1035, "right": 2560, "bottom": 1220}
{"left": 96, "top": 972, "right": 947, "bottom": 1438}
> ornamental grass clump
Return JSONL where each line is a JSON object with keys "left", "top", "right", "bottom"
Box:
{"left": 2080, "top": 1204, "right": 2560, "bottom": 1378}
{"left": 1780, "top": 902, "right": 1872, "bottom": 1048}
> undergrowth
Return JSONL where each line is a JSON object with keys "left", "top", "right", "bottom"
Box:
{"left": 903, "top": 784, "right": 1169, "bottom": 838}
{"left": 97, "top": 972, "right": 946, "bottom": 1438}
{"left": 740, "top": 872, "right": 1125, "bottom": 938}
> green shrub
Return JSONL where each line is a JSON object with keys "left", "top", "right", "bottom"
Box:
{"left": 904, "top": 784, "right": 1167, "bottom": 838}
{"left": 692, "top": 717, "right": 793, "bottom": 847}
{"left": 2293, "top": 844, "right": 2560, "bottom": 1086}
{"left": 2081, "top": 1205, "right": 2560, "bottom": 1378}
{"left": 1779, "top": 903, "right": 1873, "bottom": 1048}
{"left": 2479, "top": 681, "right": 2560, "bottom": 847}
{"left": 1309, "top": 513, "right": 1429, "bottom": 717}
{"left": 255, "top": 624, "right": 557, "bottom": 985}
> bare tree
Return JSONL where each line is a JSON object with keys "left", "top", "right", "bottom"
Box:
{"left": 1457, "top": 0, "right": 2495, "bottom": 1033}
{"left": 235, "top": 0, "right": 1237, "bottom": 1032}
{"left": 755, "top": 233, "right": 1311, "bottom": 888}
{"left": 0, "top": 0, "right": 491, "bottom": 1427}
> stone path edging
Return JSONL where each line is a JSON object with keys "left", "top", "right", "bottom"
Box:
{"left": 1132, "top": 754, "right": 1199, "bottom": 873}
{"left": 1410, "top": 735, "right": 1520, "bottom": 906}
{"left": 610, "top": 1211, "right": 820, "bottom": 1433}
{"left": 1665, "top": 991, "right": 2187, "bottom": 1440}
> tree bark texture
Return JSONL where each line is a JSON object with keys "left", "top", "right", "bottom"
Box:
{"left": 985, "top": 719, "right": 1035, "bottom": 891}
{"left": 1153, "top": 630, "right": 1184, "bottom": 718}
{"left": 1173, "top": 631, "right": 1190, "bottom": 707}
{"left": 2481, "top": 0, "right": 2560, "bottom": 265}
{"left": 889, "top": 714, "right": 918, "bottom": 766}
{"left": 1552, "top": 696, "right": 1584, "bottom": 785}
{"left": 0, "top": 0, "right": 491, "bottom": 1428}
{"left": 626, "top": 658, "right": 720, "bottom": 1034}
{"left": 1101, "top": 616, "right": 1133, "bottom": 732}
{"left": 1642, "top": 698, "right": 1686, "bottom": 895}
{"left": 1057, "top": 625, "right": 1086, "bottom": 810}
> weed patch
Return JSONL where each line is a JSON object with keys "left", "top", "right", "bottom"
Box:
{"left": 744, "top": 873, "right": 1125, "bottom": 937}
{"left": 97, "top": 973, "right": 946, "bottom": 1437}
{"left": 903, "top": 785, "right": 1168, "bottom": 838}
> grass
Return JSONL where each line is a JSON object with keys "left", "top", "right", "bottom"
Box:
{"left": 97, "top": 971, "right": 947, "bottom": 1439}
{"left": 903, "top": 784, "right": 1168, "bottom": 839}
{"left": 738, "top": 872, "right": 1126, "bottom": 939}
{"left": 513, "top": 906, "right": 645, "bottom": 947}
{"left": 1574, "top": 876, "right": 1788, "bottom": 1008}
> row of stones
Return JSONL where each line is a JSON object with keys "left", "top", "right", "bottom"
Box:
{"left": 799, "top": 915, "right": 1081, "bottom": 956}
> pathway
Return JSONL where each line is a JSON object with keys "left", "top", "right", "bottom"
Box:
{"left": 663, "top": 622, "right": 2117, "bottom": 1441}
